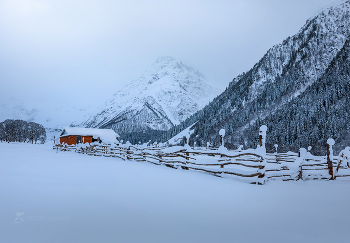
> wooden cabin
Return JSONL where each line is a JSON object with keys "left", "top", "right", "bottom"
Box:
{"left": 60, "top": 127, "right": 119, "bottom": 145}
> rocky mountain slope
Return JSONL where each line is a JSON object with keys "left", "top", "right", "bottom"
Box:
{"left": 82, "top": 57, "right": 220, "bottom": 135}
{"left": 147, "top": 1, "right": 350, "bottom": 154}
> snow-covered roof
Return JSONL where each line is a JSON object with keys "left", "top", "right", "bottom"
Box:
{"left": 60, "top": 127, "right": 119, "bottom": 143}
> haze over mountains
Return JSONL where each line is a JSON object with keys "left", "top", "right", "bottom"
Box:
{"left": 0, "top": 101, "right": 93, "bottom": 129}
{"left": 0, "top": 100, "right": 96, "bottom": 140}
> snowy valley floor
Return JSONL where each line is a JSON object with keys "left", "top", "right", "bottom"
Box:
{"left": 1, "top": 143, "right": 350, "bottom": 243}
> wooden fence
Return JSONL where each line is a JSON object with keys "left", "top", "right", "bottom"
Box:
{"left": 53, "top": 140, "right": 350, "bottom": 184}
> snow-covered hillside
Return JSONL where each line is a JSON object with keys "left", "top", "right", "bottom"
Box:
{"left": 83, "top": 56, "right": 221, "bottom": 133}
{"left": 158, "top": 0, "right": 350, "bottom": 153}
{"left": 167, "top": 122, "right": 196, "bottom": 145}
{"left": 1, "top": 142, "right": 350, "bottom": 243}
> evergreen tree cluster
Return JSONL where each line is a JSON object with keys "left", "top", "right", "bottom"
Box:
{"left": 246, "top": 38, "right": 350, "bottom": 155}
{"left": 119, "top": 129, "right": 168, "bottom": 145}
{"left": 0, "top": 119, "right": 46, "bottom": 144}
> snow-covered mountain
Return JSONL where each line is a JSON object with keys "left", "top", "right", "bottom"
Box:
{"left": 147, "top": 1, "right": 350, "bottom": 154}
{"left": 82, "top": 56, "right": 220, "bottom": 134}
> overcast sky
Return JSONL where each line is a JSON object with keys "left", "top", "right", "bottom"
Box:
{"left": 0, "top": 0, "right": 344, "bottom": 109}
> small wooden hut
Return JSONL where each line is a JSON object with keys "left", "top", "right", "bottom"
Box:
{"left": 60, "top": 127, "right": 119, "bottom": 145}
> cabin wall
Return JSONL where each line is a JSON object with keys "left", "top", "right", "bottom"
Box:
{"left": 60, "top": 135, "right": 93, "bottom": 145}
{"left": 82, "top": 136, "right": 92, "bottom": 144}
{"left": 60, "top": 136, "right": 76, "bottom": 145}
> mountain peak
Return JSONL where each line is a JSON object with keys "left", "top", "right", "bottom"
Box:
{"left": 155, "top": 56, "right": 178, "bottom": 64}
{"left": 82, "top": 57, "right": 220, "bottom": 134}
{"left": 138, "top": 57, "right": 206, "bottom": 87}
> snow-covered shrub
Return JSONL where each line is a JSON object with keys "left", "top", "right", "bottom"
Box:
{"left": 338, "top": 147, "right": 350, "bottom": 168}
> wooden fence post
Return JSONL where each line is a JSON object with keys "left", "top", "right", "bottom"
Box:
{"left": 327, "top": 138, "right": 335, "bottom": 180}
{"left": 218, "top": 129, "right": 228, "bottom": 153}
{"left": 256, "top": 125, "right": 268, "bottom": 184}
{"left": 297, "top": 148, "right": 307, "bottom": 180}
{"left": 184, "top": 132, "right": 190, "bottom": 149}
{"left": 219, "top": 129, "right": 225, "bottom": 147}
{"left": 259, "top": 135, "right": 262, "bottom": 147}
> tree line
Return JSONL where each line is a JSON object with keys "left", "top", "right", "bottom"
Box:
{"left": 0, "top": 119, "right": 46, "bottom": 144}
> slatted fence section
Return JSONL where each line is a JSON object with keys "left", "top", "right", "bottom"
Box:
{"left": 54, "top": 143, "right": 350, "bottom": 184}
{"left": 264, "top": 152, "right": 300, "bottom": 181}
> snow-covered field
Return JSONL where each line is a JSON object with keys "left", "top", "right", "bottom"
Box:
{"left": 1, "top": 143, "right": 350, "bottom": 243}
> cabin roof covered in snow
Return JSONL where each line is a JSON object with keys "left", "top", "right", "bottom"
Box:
{"left": 60, "top": 127, "right": 119, "bottom": 143}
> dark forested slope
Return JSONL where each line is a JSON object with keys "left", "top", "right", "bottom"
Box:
{"left": 240, "top": 38, "right": 350, "bottom": 154}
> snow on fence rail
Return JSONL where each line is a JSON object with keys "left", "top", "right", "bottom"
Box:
{"left": 54, "top": 126, "right": 350, "bottom": 184}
